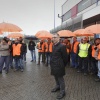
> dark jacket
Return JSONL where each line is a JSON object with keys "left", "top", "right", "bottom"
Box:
{"left": 21, "top": 43, "right": 27, "bottom": 53}
{"left": 28, "top": 41, "right": 36, "bottom": 50}
{"left": 50, "top": 42, "right": 68, "bottom": 77}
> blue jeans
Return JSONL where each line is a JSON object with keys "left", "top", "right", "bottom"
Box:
{"left": 0, "top": 56, "right": 10, "bottom": 72}
{"left": 18, "top": 58, "right": 24, "bottom": 69}
{"left": 98, "top": 61, "right": 100, "bottom": 78}
{"left": 23, "top": 53, "right": 26, "bottom": 61}
{"left": 14, "top": 57, "right": 20, "bottom": 70}
{"left": 30, "top": 50, "right": 36, "bottom": 61}
{"left": 70, "top": 52, "right": 78, "bottom": 68}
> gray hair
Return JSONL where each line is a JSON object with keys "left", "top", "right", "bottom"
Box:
{"left": 53, "top": 33, "right": 60, "bottom": 37}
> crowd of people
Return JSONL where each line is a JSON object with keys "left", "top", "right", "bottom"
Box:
{"left": 0, "top": 34, "right": 100, "bottom": 99}
{"left": 35, "top": 34, "right": 100, "bottom": 99}
{"left": 0, "top": 37, "right": 27, "bottom": 73}
{"left": 36, "top": 35, "right": 100, "bottom": 81}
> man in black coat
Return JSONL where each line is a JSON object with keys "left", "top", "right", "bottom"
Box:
{"left": 50, "top": 33, "right": 68, "bottom": 99}
{"left": 28, "top": 39, "right": 36, "bottom": 62}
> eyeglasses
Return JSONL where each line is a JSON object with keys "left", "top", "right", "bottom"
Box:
{"left": 52, "top": 37, "right": 57, "bottom": 38}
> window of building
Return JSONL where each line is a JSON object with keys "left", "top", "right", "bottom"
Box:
{"left": 78, "top": 0, "right": 91, "bottom": 13}
{"left": 62, "top": 10, "right": 71, "bottom": 22}
{"left": 91, "top": 0, "right": 98, "bottom": 4}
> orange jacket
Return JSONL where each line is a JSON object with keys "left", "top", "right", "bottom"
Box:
{"left": 45, "top": 42, "right": 53, "bottom": 52}
{"left": 71, "top": 41, "right": 79, "bottom": 53}
{"left": 37, "top": 42, "right": 45, "bottom": 52}
{"left": 12, "top": 44, "right": 22, "bottom": 56}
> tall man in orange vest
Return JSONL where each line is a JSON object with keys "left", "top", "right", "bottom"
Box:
{"left": 12, "top": 39, "right": 23, "bottom": 71}
{"left": 37, "top": 39, "right": 45, "bottom": 65}
{"left": 45, "top": 38, "right": 53, "bottom": 66}
{"left": 71, "top": 37, "right": 79, "bottom": 68}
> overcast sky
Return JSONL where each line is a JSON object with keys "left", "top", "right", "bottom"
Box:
{"left": 0, "top": 0, "right": 66, "bottom": 35}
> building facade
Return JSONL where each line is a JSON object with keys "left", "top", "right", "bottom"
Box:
{"left": 50, "top": 0, "right": 100, "bottom": 33}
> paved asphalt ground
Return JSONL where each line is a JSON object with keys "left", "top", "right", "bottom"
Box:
{"left": 0, "top": 50, "right": 100, "bottom": 100}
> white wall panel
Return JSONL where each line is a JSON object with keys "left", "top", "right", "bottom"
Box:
{"left": 83, "top": 5, "right": 100, "bottom": 20}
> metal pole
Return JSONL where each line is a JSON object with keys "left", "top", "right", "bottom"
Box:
{"left": 81, "top": 14, "right": 83, "bottom": 28}
{"left": 54, "top": 0, "right": 55, "bottom": 29}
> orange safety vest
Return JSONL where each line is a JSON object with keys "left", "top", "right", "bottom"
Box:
{"left": 71, "top": 41, "right": 79, "bottom": 53}
{"left": 45, "top": 42, "right": 53, "bottom": 52}
{"left": 98, "top": 51, "right": 100, "bottom": 60}
{"left": 37, "top": 42, "right": 45, "bottom": 52}
{"left": 12, "top": 44, "right": 22, "bottom": 56}
{"left": 92, "top": 45, "right": 96, "bottom": 57}
{"left": 97, "top": 44, "right": 100, "bottom": 60}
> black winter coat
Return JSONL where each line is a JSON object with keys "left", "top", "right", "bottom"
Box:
{"left": 50, "top": 42, "right": 68, "bottom": 77}
{"left": 28, "top": 41, "right": 36, "bottom": 50}
{"left": 21, "top": 43, "right": 27, "bottom": 53}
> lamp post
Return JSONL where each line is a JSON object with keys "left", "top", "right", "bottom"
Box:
{"left": 54, "top": 0, "right": 55, "bottom": 29}
{"left": 58, "top": 14, "right": 63, "bottom": 24}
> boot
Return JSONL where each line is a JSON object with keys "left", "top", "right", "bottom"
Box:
{"left": 37, "top": 61, "right": 40, "bottom": 65}
{"left": 57, "top": 91, "right": 66, "bottom": 99}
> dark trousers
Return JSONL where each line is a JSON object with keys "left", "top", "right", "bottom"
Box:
{"left": 9, "top": 54, "right": 13, "bottom": 67}
{"left": 91, "top": 57, "right": 98, "bottom": 74}
{"left": 38, "top": 52, "right": 45, "bottom": 63}
{"left": 54, "top": 76, "right": 65, "bottom": 92}
{"left": 78, "top": 56, "right": 88, "bottom": 73}
{"left": 0, "top": 56, "right": 10, "bottom": 72}
{"left": 46, "top": 52, "right": 51, "bottom": 65}
{"left": 88, "top": 57, "right": 92, "bottom": 72}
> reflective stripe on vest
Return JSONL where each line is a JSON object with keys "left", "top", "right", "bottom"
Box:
{"left": 13, "top": 44, "right": 22, "bottom": 56}
{"left": 78, "top": 43, "right": 90, "bottom": 57}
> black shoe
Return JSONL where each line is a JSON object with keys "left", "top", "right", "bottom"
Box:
{"left": 37, "top": 63, "right": 40, "bottom": 65}
{"left": 21, "top": 69, "right": 24, "bottom": 72}
{"left": 77, "top": 70, "right": 81, "bottom": 73}
{"left": 95, "top": 78, "right": 100, "bottom": 82}
{"left": 31, "top": 60, "right": 33, "bottom": 62}
{"left": 84, "top": 73, "right": 88, "bottom": 76}
{"left": 6, "top": 71, "right": 9, "bottom": 74}
{"left": 45, "top": 64, "right": 48, "bottom": 67}
{"left": 10, "top": 66, "right": 13, "bottom": 69}
{"left": 0, "top": 71, "right": 2, "bottom": 74}
{"left": 70, "top": 66, "right": 74, "bottom": 68}
{"left": 3, "top": 67, "right": 6, "bottom": 70}
{"left": 56, "top": 92, "right": 65, "bottom": 99}
{"left": 51, "top": 87, "right": 60, "bottom": 92}
{"left": 14, "top": 69, "right": 19, "bottom": 72}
